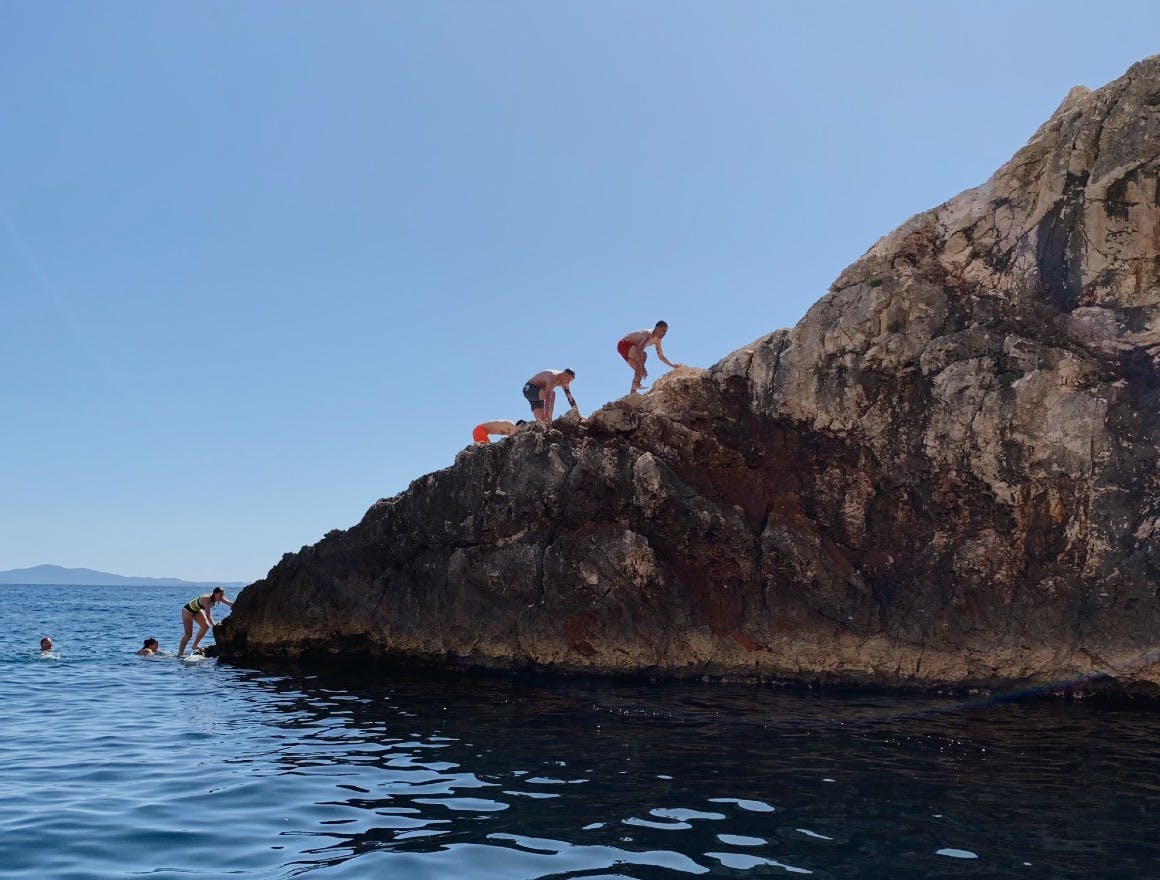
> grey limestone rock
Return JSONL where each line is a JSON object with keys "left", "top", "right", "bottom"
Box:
{"left": 218, "top": 56, "right": 1160, "bottom": 696}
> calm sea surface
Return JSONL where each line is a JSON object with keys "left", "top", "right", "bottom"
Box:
{"left": 3, "top": 584, "right": 1159, "bottom": 879}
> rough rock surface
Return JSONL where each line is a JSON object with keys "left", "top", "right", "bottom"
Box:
{"left": 218, "top": 57, "right": 1160, "bottom": 694}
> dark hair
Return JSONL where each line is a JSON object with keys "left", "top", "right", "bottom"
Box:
{"left": 564, "top": 368, "right": 575, "bottom": 377}
{"left": 516, "top": 420, "right": 527, "bottom": 426}
{"left": 143, "top": 637, "right": 158, "bottom": 648}
{"left": 655, "top": 320, "right": 668, "bottom": 329}
{"left": 211, "top": 587, "right": 224, "bottom": 597}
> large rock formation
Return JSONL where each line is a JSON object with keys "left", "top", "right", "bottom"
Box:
{"left": 218, "top": 57, "right": 1160, "bottom": 695}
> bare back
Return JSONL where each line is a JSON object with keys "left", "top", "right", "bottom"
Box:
{"left": 528, "top": 369, "right": 570, "bottom": 390}
{"left": 479, "top": 420, "right": 517, "bottom": 436}
{"left": 621, "top": 329, "right": 655, "bottom": 349}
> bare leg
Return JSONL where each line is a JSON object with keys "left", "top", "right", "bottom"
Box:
{"left": 191, "top": 613, "right": 211, "bottom": 652}
{"left": 628, "top": 347, "right": 647, "bottom": 392}
{"left": 178, "top": 611, "right": 194, "bottom": 656}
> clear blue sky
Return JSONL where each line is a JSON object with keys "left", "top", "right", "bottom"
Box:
{"left": 1, "top": 2, "right": 1156, "bottom": 582}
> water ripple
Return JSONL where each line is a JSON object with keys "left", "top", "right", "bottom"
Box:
{"left": 4, "top": 586, "right": 1160, "bottom": 879}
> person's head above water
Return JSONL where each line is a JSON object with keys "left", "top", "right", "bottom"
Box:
{"left": 136, "top": 636, "right": 160, "bottom": 656}
{"left": 40, "top": 636, "right": 53, "bottom": 651}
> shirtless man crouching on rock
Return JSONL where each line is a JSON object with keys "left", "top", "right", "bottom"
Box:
{"left": 472, "top": 420, "right": 525, "bottom": 443}
{"left": 522, "top": 369, "right": 580, "bottom": 423}
{"left": 617, "top": 320, "right": 676, "bottom": 394}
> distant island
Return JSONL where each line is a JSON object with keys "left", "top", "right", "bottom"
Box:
{"left": 0, "top": 564, "right": 247, "bottom": 588}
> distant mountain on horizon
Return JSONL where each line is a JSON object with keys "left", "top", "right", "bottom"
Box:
{"left": 0, "top": 564, "right": 247, "bottom": 588}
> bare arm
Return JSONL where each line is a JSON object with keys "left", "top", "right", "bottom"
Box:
{"left": 209, "top": 595, "right": 235, "bottom": 625}
{"left": 562, "top": 384, "right": 579, "bottom": 415}
{"left": 654, "top": 339, "right": 676, "bottom": 368}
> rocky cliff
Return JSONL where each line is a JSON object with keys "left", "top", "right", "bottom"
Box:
{"left": 218, "top": 57, "right": 1160, "bottom": 695}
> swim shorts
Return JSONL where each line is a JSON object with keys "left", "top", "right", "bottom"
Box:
{"left": 617, "top": 338, "right": 633, "bottom": 362}
{"left": 472, "top": 424, "right": 490, "bottom": 443}
{"left": 522, "top": 382, "right": 544, "bottom": 411}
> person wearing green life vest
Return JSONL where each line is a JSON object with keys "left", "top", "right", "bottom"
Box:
{"left": 178, "top": 587, "right": 234, "bottom": 656}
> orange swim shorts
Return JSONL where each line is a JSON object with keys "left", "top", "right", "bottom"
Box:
{"left": 472, "top": 425, "right": 490, "bottom": 443}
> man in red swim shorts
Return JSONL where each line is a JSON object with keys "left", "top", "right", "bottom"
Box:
{"left": 618, "top": 321, "right": 676, "bottom": 394}
{"left": 472, "top": 420, "right": 524, "bottom": 443}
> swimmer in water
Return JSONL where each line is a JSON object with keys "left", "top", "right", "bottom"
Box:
{"left": 136, "top": 637, "right": 160, "bottom": 656}
{"left": 178, "top": 587, "right": 234, "bottom": 656}
{"left": 40, "top": 636, "right": 53, "bottom": 652}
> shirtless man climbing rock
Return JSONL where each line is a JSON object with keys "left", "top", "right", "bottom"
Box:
{"left": 472, "top": 420, "right": 525, "bottom": 443}
{"left": 522, "top": 369, "right": 579, "bottom": 423}
{"left": 617, "top": 321, "right": 676, "bottom": 393}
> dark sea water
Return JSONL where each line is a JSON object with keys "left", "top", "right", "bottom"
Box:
{"left": 3, "top": 585, "right": 1159, "bottom": 879}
